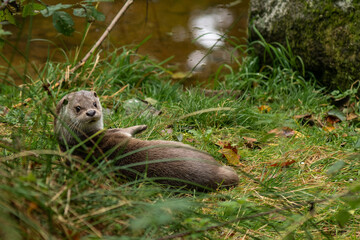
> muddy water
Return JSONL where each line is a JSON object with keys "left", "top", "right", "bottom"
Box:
{"left": 2, "top": 0, "right": 249, "bottom": 84}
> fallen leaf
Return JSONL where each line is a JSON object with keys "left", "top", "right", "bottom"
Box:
{"left": 293, "top": 114, "right": 315, "bottom": 126}
{"left": 323, "top": 125, "right": 335, "bottom": 132}
{"left": 216, "top": 141, "right": 240, "bottom": 165}
{"left": 218, "top": 148, "right": 240, "bottom": 165}
{"left": 243, "top": 136, "right": 257, "bottom": 143}
{"left": 268, "top": 127, "right": 304, "bottom": 138}
{"left": 258, "top": 105, "right": 271, "bottom": 113}
{"left": 270, "top": 160, "right": 296, "bottom": 167}
{"left": 171, "top": 72, "right": 192, "bottom": 79}
{"left": 327, "top": 109, "right": 346, "bottom": 122}
{"left": 242, "top": 136, "right": 260, "bottom": 149}
{"left": 347, "top": 112, "right": 359, "bottom": 121}
{"left": 326, "top": 115, "right": 341, "bottom": 125}
{"left": 27, "top": 202, "right": 38, "bottom": 216}
{"left": 216, "top": 141, "right": 238, "bottom": 153}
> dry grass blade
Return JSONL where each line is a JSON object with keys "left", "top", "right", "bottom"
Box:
{"left": 0, "top": 149, "right": 70, "bottom": 162}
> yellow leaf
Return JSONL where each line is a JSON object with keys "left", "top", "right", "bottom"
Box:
{"left": 293, "top": 130, "right": 305, "bottom": 138}
{"left": 323, "top": 125, "right": 335, "bottom": 132}
{"left": 258, "top": 105, "right": 271, "bottom": 113}
{"left": 218, "top": 148, "right": 240, "bottom": 165}
{"left": 171, "top": 72, "right": 192, "bottom": 79}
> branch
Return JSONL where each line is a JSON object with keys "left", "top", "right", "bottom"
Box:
{"left": 69, "top": 0, "right": 134, "bottom": 73}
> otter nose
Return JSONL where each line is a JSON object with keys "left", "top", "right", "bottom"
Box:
{"left": 86, "top": 110, "right": 96, "bottom": 117}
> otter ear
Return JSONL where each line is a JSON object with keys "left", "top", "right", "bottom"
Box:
{"left": 56, "top": 97, "right": 68, "bottom": 114}
{"left": 93, "top": 91, "right": 98, "bottom": 98}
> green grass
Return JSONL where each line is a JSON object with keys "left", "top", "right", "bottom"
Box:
{"left": 1, "top": 36, "right": 360, "bottom": 239}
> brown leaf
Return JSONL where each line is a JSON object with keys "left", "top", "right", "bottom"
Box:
{"left": 242, "top": 136, "right": 257, "bottom": 143}
{"left": 216, "top": 141, "right": 238, "bottom": 153}
{"left": 293, "top": 114, "right": 315, "bottom": 126}
{"left": 242, "top": 136, "right": 260, "bottom": 149}
{"left": 326, "top": 115, "right": 341, "bottom": 124}
{"left": 347, "top": 112, "right": 359, "bottom": 121}
{"left": 270, "top": 160, "right": 296, "bottom": 167}
{"left": 27, "top": 202, "right": 38, "bottom": 216}
{"left": 268, "top": 127, "right": 303, "bottom": 138}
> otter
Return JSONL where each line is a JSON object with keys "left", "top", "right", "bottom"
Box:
{"left": 55, "top": 90, "right": 239, "bottom": 190}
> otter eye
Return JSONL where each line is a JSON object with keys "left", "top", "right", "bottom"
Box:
{"left": 93, "top": 102, "right": 97, "bottom": 108}
{"left": 75, "top": 106, "right": 81, "bottom": 113}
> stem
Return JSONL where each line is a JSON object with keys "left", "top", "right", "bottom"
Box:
{"left": 69, "top": 0, "right": 134, "bottom": 73}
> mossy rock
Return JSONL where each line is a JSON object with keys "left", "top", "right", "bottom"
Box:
{"left": 249, "top": 0, "right": 360, "bottom": 90}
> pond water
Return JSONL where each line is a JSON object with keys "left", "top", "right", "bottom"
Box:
{"left": 2, "top": 0, "right": 249, "bottom": 84}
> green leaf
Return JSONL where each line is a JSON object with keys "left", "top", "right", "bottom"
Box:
{"left": 336, "top": 210, "right": 351, "bottom": 228}
{"left": 84, "top": 0, "right": 114, "bottom": 2}
{"left": 22, "top": 3, "right": 46, "bottom": 17}
{"left": 52, "top": 11, "right": 74, "bottom": 36}
{"left": 326, "top": 160, "right": 346, "bottom": 175}
{"left": 91, "top": 7, "right": 105, "bottom": 21}
{"left": 73, "top": 6, "right": 105, "bottom": 21}
{"left": 40, "top": 3, "right": 73, "bottom": 17}
{"left": 328, "top": 109, "right": 346, "bottom": 122}
{"left": 73, "top": 8, "right": 87, "bottom": 18}
{"left": 0, "top": 8, "right": 16, "bottom": 25}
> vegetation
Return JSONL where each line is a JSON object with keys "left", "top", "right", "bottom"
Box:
{"left": 0, "top": 0, "right": 108, "bottom": 38}
{"left": 250, "top": 0, "right": 360, "bottom": 90}
{"left": 2, "top": 23, "right": 360, "bottom": 239}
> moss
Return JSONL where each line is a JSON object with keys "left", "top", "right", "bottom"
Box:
{"left": 250, "top": 0, "right": 360, "bottom": 90}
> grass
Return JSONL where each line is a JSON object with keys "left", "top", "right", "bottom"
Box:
{"left": 1, "top": 35, "right": 360, "bottom": 239}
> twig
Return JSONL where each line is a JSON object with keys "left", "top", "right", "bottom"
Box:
{"left": 156, "top": 192, "right": 351, "bottom": 240}
{"left": 69, "top": 0, "right": 134, "bottom": 73}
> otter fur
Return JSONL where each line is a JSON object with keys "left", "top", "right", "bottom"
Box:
{"left": 55, "top": 90, "right": 239, "bottom": 190}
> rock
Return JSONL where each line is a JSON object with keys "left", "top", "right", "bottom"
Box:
{"left": 249, "top": 0, "right": 360, "bottom": 90}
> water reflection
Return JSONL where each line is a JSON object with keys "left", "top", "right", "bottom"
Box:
{"left": 2, "top": 0, "right": 249, "bottom": 84}
{"left": 187, "top": 7, "right": 235, "bottom": 73}
{"left": 187, "top": 50, "right": 207, "bottom": 71}
{"left": 189, "top": 7, "right": 233, "bottom": 48}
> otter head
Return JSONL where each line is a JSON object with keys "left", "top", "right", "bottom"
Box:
{"left": 55, "top": 90, "right": 104, "bottom": 147}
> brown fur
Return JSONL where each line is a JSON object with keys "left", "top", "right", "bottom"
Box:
{"left": 55, "top": 90, "right": 239, "bottom": 190}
